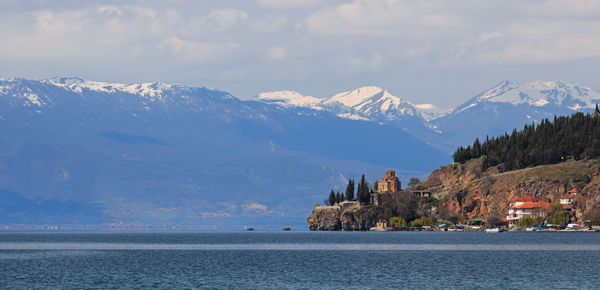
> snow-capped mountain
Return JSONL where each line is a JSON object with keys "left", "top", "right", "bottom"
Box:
{"left": 257, "top": 90, "right": 322, "bottom": 109}
{"left": 447, "top": 80, "right": 600, "bottom": 116}
{"left": 324, "top": 86, "right": 420, "bottom": 122}
{"left": 3, "top": 76, "right": 599, "bottom": 228}
{"left": 256, "top": 86, "right": 432, "bottom": 130}
{"left": 0, "top": 77, "right": 448, "bottom": 229}
{"left": 432, "top": 80, "right": 600, "bottom": 150}
{"left": 257, "top": 80, "right": 600, "bottom": 153}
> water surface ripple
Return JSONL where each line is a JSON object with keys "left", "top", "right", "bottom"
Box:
{"left": 1, "top": 232, "right": 599, "bottom": 289}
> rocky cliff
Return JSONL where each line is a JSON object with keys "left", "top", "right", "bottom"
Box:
{"left": 422, "top": 158, "right": 600, "bottom": 221}
{"left": 307, "top": 158, "right": 600, "bottom": 230}
{"left": 307, "top": 202, "right": 377, "bottom": 231}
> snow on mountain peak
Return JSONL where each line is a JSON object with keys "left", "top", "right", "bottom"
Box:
{"left": 453, "top": 80, "right": 600, "bottom": 116}
{"left": 45, "top": 76, "right": 86, "bottom": 86}
{"left": 413, "top": 103, "right": 449, "bottom": 120}
{"left": 256, "top": 91, "right": 322, "bottom": 109}
{"left": 327, "top": 86, "right": 386, "bottom": 108}
{"left": 42, "top": 77, "right": 180, "bottom": 101}
{"left": 255, "top": 86, "right": 420, "bottom": 123}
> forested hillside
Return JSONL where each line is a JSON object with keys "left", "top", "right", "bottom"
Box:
{"left": 453, "top": 107, "right": 600, "bottom": 172}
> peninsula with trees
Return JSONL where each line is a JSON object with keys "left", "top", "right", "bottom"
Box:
{"left": 308, "top": 106, "right": 600, "bottom": 231}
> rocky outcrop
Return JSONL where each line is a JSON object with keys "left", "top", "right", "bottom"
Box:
{"left": 425, "top": 158, "right": 600, "bottom": 221}
{"left": 307, "top": 202, "right": 378, "bottom": 231}
{"left": 307, "top": 206, "right": 342, "bottom": 231}
{"left": 308, "top": 158, "right": 600, "bottom": 230}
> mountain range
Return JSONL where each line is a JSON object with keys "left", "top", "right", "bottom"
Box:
{"left": 0, "top": 77, "right": 598, "bottom": 229}
{"left": 258, "top": 80, "right": 600, "bottom": 152}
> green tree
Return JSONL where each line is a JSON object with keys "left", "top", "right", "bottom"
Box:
{"left": 410, "top": 216, "right": 436, "bottom": 227}
{"left": 518, "top": 215, "right": 536, "bottom": 228}
{"left": 340, "top": 193, "right": 345, "bottom": 202}
{"left": 407, "top": 177, "right": 421, "bottom": 188}
{"left": 335, "top": 192, "right": 341, "bottom": 204}
{"left": 548, "top": 202, "right": 569, "bottom": 227}
{"left": 345, "top": 179, "right": 355, "bottom": 201}
{"left": 451, "top": 111, "right": 600, "bottom": 169}
{"left": 357, "top": 174, "right": 371, "bottom": 204}
{"left": 389, "top": 217, "right": 407, "bottom": 229}
{"left": 328, "top": 190, "right": 336, "bottom": 206}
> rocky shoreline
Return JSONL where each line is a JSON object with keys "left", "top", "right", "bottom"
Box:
{"left": 308, "top": 158, "right": 600, "bottom": 231}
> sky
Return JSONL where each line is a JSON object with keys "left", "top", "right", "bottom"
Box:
{"left": 2, "top": 0, "right": 600, "bottom": 108}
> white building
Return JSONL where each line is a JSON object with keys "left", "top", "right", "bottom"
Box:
{"left": 506, "top": 196, "right": 549, "bottom": 222}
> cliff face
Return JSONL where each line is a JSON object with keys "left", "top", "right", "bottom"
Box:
{"left": 307, "top": 158, "right": 600, "bottom": 230}
{"left": 307, "top": 202, "right": 378, "bottom": 231}
{"left": 423, "top": 158, "right": 600, "bottom": 221}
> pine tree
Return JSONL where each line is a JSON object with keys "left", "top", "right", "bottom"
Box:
{"left": 450, "top": 110, "right": 600, "bottom": 170}
{"left": 341, "top": 193, "right": 345, "bottom": 202}
{"left": 336, "top": 192, "right": 341, "bottom": 204}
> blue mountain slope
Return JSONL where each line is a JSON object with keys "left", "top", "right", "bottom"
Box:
{"left": 431, "top": 81, "right": 600, "bottom": 150}
{"left": 0, "top": 78, "right": 448, "bottom": 229}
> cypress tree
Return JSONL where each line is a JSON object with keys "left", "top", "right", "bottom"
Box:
{"left": 358, "top": 174, "right": 370, "bottom": 204}
{"left": 345, "top": 179, "right": 355, "bottom": 201}
{"left": 328, "top": 190, "right": 335, "bottom": 206}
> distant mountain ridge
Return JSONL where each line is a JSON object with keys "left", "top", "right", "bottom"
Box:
{"left": 431, "top": 80, "right": 600, "bottom": 150}
{"left": 257, "top": 80, "right": 600, "bottom": 152}
{"left": 258, "top": 86, "right": 427, "bottom": 122}
{"left": 2, "top": 76, "right": 599, "bottom": 229}
{"left": 0, "top": 77, "right": 448, "bottom": 229}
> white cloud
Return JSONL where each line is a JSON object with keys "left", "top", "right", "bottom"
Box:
{"left": 257, "top": 0, "right": 330, "bottom": 8}
{"left": 466, "top": 18, "right": 600, "bottom": 64}
{"left": 2, "top": 1, "right": 600, "bottom": 107}
{"left": 160, "top": 37, "right": 240, "bottom": 62}
{"left": 205, "top": 9, "right": 248, "bottom": 30}
{"left": 304, "top": 0, "right": 463, "bottom": 37}
{"left": 241, "top": 203, "right": 268, "bottom": 213}
{"left": 268, "top": 46, "right": 287, "bottom": 60}
{"left": 343, "top": 53, "right": 384, "bottom": 72}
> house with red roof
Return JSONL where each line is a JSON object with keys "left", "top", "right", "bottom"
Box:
{"left": 560, "top": 189, "right": 578, "bottom": 211}
{"left": 506, "top": 196, "right": 550, "bottom": 225}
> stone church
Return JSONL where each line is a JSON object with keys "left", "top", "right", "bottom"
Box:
{"left": 377, "top": 169, "right": 401, "bottom": 193}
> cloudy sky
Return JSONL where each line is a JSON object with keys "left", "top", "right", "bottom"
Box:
{"left": 2, "top": 0, "right": 600, "bottom": 107}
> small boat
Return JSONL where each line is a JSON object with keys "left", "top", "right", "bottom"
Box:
{"left": 485, "top": 228, "right": 502, "bottom": 233}
{"left": 245, "top": 226, "right": 254, "bottom": 231}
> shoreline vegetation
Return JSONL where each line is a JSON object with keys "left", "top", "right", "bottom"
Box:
{"left": 309, "top": 109, "right": 600, "bottom": 232}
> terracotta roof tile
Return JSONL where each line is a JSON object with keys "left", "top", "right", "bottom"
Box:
{"left": 513, "top": 196, "right": 537, "bottom": 202}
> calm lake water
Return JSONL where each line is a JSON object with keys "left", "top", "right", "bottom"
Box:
{"left": 1, "top": 232, "right": 599, "bottom": 289}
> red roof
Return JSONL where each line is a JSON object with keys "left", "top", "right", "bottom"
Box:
{"left": 568, "top": 189, "right": 578, "bottom": 193}
{"left": 513, "top": 196, "right": 537, "bottom": 202}
{"left": 512, "top": 201, "right": 549, "bottom": 209}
